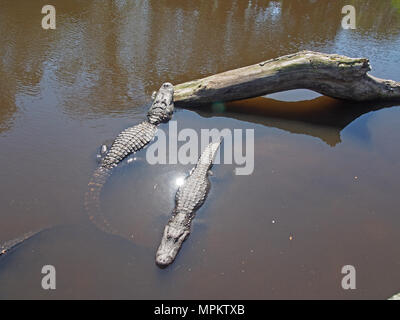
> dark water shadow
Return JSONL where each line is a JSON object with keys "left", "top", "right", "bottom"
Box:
{"left": 183, "top": 96, "right": 400, "bottom": 146}
{"left": 0, "top": 224, "right": 169, "bottom": 299}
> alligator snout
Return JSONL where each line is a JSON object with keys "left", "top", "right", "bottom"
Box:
{"left": 155, "top": 241, "right": 180, "bottom": 268}
{"left": 162, "top": 82, "right": 173, "bottom": 90}
{"left": 155, "top": 252, "right": 174, "bottom": 268}
{"left": 155, "top": 225, "right": 190, "bottom": 268}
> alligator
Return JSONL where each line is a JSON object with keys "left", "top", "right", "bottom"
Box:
{"left": 155, "top": 140, "right": 221, "bottom": 267}
{"left": 85, "top": 82, "right": 174, "bottom": 236}
{"left": 0, "top": 229, "right": 44, "bottom": 257}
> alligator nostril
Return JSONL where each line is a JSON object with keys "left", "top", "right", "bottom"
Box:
{"left": 163, "top": 82, "right": 172, "bottom": 88}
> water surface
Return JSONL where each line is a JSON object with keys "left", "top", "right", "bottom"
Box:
{"left": 0, "top": 0, "right": 399, "bottom": 299}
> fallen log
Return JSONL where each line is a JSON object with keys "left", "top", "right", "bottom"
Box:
{"left": 174, "top": 51, "right": 400, "bottom": 106}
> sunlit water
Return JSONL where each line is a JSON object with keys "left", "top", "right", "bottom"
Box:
{"left": 0, "top": 0, "right": 399, "bottom": 299}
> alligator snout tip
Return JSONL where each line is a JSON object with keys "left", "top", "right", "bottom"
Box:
{"left": 155, "top": 253, "right": 174, "bottom": 268}
{"left": 162, "top": 82, "right": 174, "bottom": 90}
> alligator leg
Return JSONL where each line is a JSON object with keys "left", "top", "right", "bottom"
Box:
{"left": 100, "top": 144, "right": 108, "bottom": 156}
{"left": 96, "top": 144, "right": 108, "bottom": 163}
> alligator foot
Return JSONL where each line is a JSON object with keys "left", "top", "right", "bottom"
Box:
{"left": 100, "top": 144, "right": 108, "bottom": 156}
{"left": 96, "top": 144, "right": 109, "bottom": 163}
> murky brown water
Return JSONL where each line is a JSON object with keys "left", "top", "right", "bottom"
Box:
{"left": 1, "top": 0, "right": 400, "bottom": 299}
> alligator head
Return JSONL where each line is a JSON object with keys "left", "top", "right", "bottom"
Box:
{"left": 147, "top": 82, "right": 174, "bottom": 124}
{"left": 155, "top": 223, "right": 190, "bottom": 267}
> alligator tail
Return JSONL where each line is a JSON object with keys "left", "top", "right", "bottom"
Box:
{"left": 84, "top": 166, "right": 118, "bottom": 235}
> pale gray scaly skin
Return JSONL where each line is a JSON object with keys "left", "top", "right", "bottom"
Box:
{"left": 156, "top": 140, "right": 221, "bottom": 267}
{"left": 85, "top": 83, "right": 174, "bottom": 236}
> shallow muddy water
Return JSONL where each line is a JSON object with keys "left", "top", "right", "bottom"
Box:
{"left": 0, "top": 0, "right": 399, "bottom": 299}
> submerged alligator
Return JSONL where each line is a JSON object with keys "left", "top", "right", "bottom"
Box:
{"left": 156, "top": 140, "right": 221, "bottom": 267}
{"left": 0, "top": 230, "right": 45, "bottom": 258}
{"left": 85, "top": 83, "right": 174, "bottom": 236}
{"left": 1, "top": 84, "right": 174, "bottom": 259}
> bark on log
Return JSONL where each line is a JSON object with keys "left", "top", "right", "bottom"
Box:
{"left": 174, "top": 51, "right": 400, "bottom": 106}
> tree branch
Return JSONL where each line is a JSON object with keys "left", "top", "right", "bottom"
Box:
{"left": 174, "top": 51, "right": 400, "bottom": 106}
